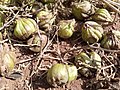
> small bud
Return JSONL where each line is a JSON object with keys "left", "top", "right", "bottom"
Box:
{"left": 72, "top": 1, "right": 95, "bottom": 20}
{"left": 82, "top": 21, "right": 103, "bottom": 44}
{"left": 58, "top": 19, "right": 75, "bottom": 39}
{"left": 92, "top": 9, "right": 113, "bottom": 25}
{"left": 14, "top": 18, "right": 38, "bottom": 40}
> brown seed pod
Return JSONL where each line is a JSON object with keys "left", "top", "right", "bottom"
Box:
{"left": 79, "top": 67, "right": 93, "bottom": 78}
{"left": 27, "top": 30, "right": 48, "bottom": 52}
{"left": 101, "top": 31, "right": 120, "bottom": 49}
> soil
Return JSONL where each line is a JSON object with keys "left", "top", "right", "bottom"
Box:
{"left": 0, "top": 0, "right": 120, "bottom": 90}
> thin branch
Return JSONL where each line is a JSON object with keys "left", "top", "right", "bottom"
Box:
{"left": 16, "top": 57, "right": 36, "bottom": 65}
{"left": 0, "top": 39, "right": 8, "bottom": 44}
{"left": 0, "top": 5, "right": 17, "bottom": 10}
{"left": 13, "top": 44, "right": 41, "bottom": 47}
{"left": 62, "top": 45, "right": 120, "bottom": 55}
{"left": 0, "top": 11, "right": 19, "bottom": 31}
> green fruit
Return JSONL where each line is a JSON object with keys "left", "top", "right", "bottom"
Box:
{"left": 75, "top": 51, "right": 101, "bottom": 68}
{"left": 58, "top": 19, "right": 75, "bottom": 39}
{"left": 75, "top": 51, "right": 101, "bottom": 77}
{"left": 14, "top": 18, "right": 38, "bottom": 40}
{"left": 67, "top": 65, "right": 78, "bottom": 82}
{"left": 92, "top": 9, "right": 113, "bottom": 25}
{"left": 47, "top": 64, "right": 78, "bottom": 87}
{"left": 82, "top": 21, "right": 103, "bottom": 44}
{"left": 72, "top": 1, "right": 95, "bottom": 20}
{"left": 47, "top": 64, "right": 68, "bottom": 87}
{"left": 0, "top": 12, "right": 5, "bottom": 27}
{"left": 37, "top": 10, "right": 55, "bottom": 29}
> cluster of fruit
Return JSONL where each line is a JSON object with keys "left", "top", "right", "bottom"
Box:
{"left": 0, "top": 0, "right": 120, "bottom": 88}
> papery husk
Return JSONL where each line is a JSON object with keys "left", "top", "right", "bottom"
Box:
{"left": 14, "top": 18, "right": 38, "bottom": 40}
{"left": 0, "top": 44, "right": 16, "bottom": 77}
{"left": 66, "top": 65, "right": 78, "bottom": 82}
{"left": 92, "top": 9, "right": 113, "bottom": 25}
{"left": 72, "top": 1, "right": 95, "bottom": 20}
{"left": 75, "top": 52, "right": 91, "bottom": 64}
{"left": 101, "top": 31, "right": 120, "bottom": 49}
{"left": 58, "top": 19, "right": 75, "bottom": 39}
{"left": 75, "top": 51, "right": 101, "bottom": 68}
{"left": 112, "top": 30, "right": 120, "bottom": 39}
{"left": 47, "top": 64, "right": 78, "bottom": 87}
{"left": 75, "top": 51, "right": 101, "bottom": 77}
{"left": 27, "top": 30, "right": 48, "bottom": 52}
{"left": 82, "top": 21, "right": 103, "bottom": 44}
{"left": 47, "top": 64, "right": 68, "bottom": 87}
{"left": 37, "top": 10, "right": 55, "bottom": 29}
{"left": 90, "top": 52, "right": 101, "bottom": 68}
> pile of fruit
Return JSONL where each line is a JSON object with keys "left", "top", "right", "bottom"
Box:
{"left": 0, "top": 0, "right": 120, "bottom": 89}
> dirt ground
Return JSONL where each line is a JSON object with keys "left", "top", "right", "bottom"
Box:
{"left": 0, "top": 0, "right": 120, "bottom": 90}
